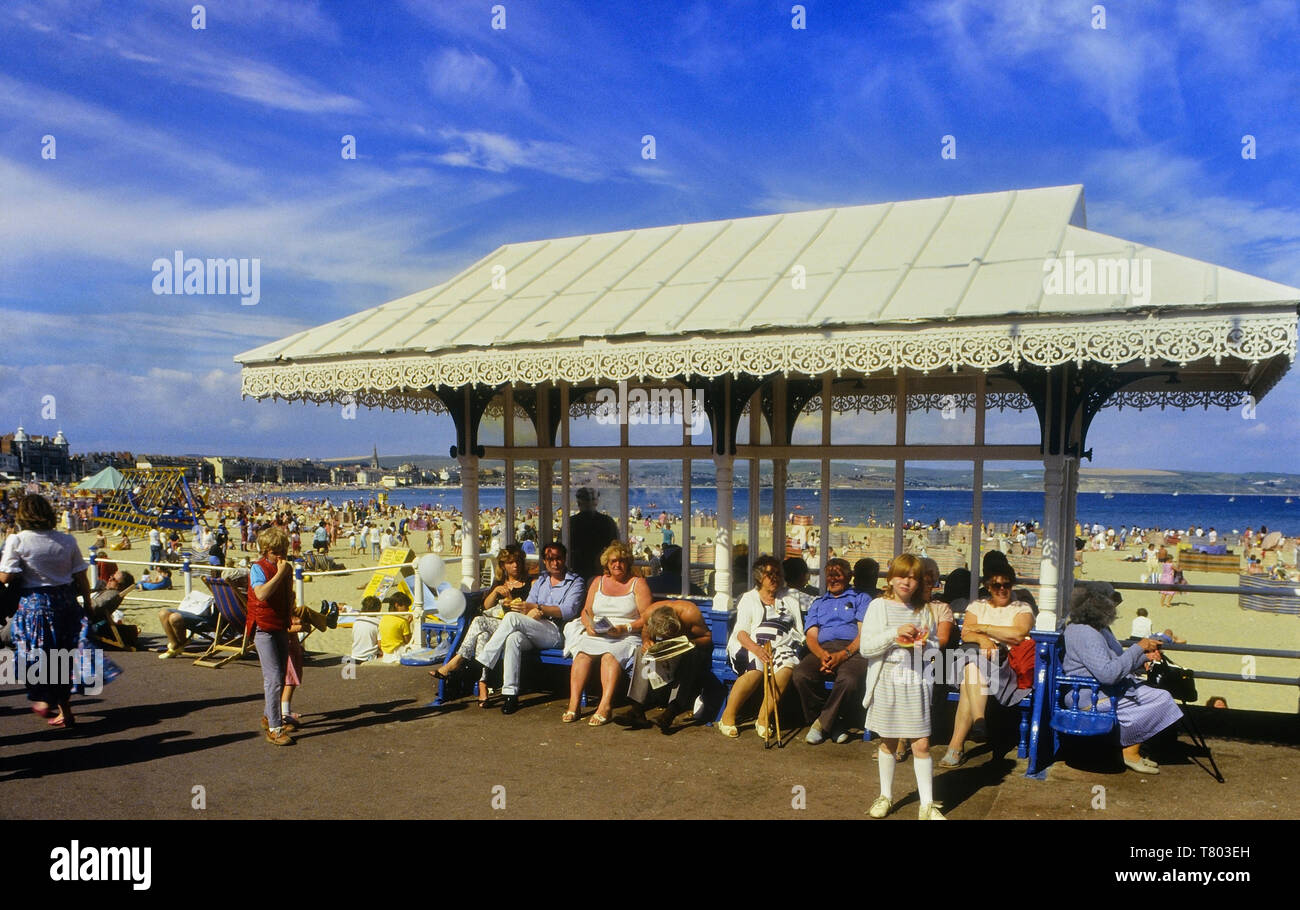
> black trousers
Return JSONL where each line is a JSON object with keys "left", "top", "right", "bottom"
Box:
{"left": 791, "top": 639, "right": 869, "bottom": 729}
{"left": 627, "top": 646, "right": 710, "bottom": 712}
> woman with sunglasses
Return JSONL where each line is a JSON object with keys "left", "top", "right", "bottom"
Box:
{"left": 939, "top": 566, "right": 1034, "bottom": 767}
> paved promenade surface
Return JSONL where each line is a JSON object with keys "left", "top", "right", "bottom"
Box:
{"left": 2, "top": 647, "right": 1296, "bottom": 821}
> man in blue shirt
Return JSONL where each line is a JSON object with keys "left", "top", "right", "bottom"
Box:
{"left": 792, "top": 558, "right": 872, "bottom": 744}
{"left": 475, "top": 541, "right": 585, "bottom": 715}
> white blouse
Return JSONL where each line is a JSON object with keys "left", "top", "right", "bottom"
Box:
{"left": 0, "top": 529, "right": 89, "bottom": 589}
{"left": 727, "top": 588, "right": 806, "bottom": 659}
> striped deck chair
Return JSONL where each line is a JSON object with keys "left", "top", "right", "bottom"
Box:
{"left": 194, "top": 575, "right": 254, "bottom": 668}
{"left": 93, "top": 583, "right": 138, "bottom": 651}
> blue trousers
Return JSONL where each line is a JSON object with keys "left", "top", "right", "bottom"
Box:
{"left": 254, "top": 629, "right": 289, "bottom": 730}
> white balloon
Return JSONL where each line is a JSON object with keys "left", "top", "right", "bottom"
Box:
{"left": 434, "top": 586, "right": 466, "bottom": 621}
{"left": 417, "top": 554, "right": 445, "bottom": 590}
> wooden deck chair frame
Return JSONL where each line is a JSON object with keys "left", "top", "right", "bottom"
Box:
{"left": 194, "top": 575, "right": 255, "bottom": 668}
{"left": 93, "top": 583, "right": 138, "bottom": 651}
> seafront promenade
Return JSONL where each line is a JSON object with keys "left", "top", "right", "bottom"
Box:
{"left": 1, "top": 644, "right": 1295, "bottom": 820}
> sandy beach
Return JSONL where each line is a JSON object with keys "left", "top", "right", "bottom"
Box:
{"left": 81, "top": 512, "right": 1299, "bottom": 717}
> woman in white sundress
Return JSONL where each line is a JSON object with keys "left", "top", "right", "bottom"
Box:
{"left": 562, "top": 541, "right": 651, "bottom": 726}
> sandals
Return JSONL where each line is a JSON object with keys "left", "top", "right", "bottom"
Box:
{"left": 477, "top": 682, "right": 490, "bottom": 708}
{"left": 561, "top": 710, "right": 579, "bottom": 724}
{"left": 47, "top": 714, "right": 75, "bottom": 728}
{"left": 428, "top": 667, "right": 452, "bottom": 681}
{"left": 588, "top": 713, "right": 610, "bottom": 727}
{"left": 939, "top": 749, "right": 965, "bottom": 768}
{"left": 717, "top": 722, "right": 739, "bottom": 738}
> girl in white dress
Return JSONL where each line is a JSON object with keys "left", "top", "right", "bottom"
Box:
{"left": 861, "top": 554, "right": 945, "bottom": 820}
{"left": 563, "top": 542, "right": 652, "bottom": 726}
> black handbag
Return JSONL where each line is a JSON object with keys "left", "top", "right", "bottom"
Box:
{"left": 1147, "top": 656, "right": 1197, "bottom": 703}
{"left": 0, "top": 577, "right": 20, "bottom": 623}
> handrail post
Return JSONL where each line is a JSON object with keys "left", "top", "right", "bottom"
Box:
{"left": 182, "top": 558, "right": 193, "bottom": 596}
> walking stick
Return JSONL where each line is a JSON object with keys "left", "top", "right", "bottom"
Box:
{"left": 763, "top": 643, "right": 783, "bottom": 749}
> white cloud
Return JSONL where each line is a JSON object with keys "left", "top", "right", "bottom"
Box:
{"left": 0, "top": 157, "right": 505, "bottom": 294}
{"left": 1084, "top": 150, "right": 1300, "bottom": 286}
{"left": 169, "top": 49, "right": 363, "bottom": 114}
{"left": 0, "top": 75, "right": 259, "bottom": 187}
{"left": 5, "top": 4, "right": 361, "bottom": 114}
{"left": 433, "top": 129, "right": 605, "bottom": 182}
{"left": 425, "top": 48, "right": 529, "bottom": 105}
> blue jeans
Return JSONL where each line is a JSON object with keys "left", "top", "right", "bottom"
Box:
{"left": 254, "top": 630, "right": 288, "bottom": 730}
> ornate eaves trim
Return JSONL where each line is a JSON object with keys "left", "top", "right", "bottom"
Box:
{"left": 241, "top": 312, "right": 1297, "bottom": 405}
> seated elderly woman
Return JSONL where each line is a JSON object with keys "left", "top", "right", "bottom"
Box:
{"left": 562, "top": 541, "right": 652, "bottom": 726}
{"left": 717, "top": 554, "right": 806, "bottom": 739}
{"left": 1060, "top": 585, "right": 1182, "bottom": 775}
{"left": 939, "top": 564, "right": 1033, "bottom": 767}
{"left": 432, "top": 544, "right": 530, "bottom": 706}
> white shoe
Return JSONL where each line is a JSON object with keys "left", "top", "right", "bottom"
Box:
{"left": 805, "top": 721, "right": 826, "bottom": 745}
{"left": 755, "top": 723, "right": 770, "bottom": 740}
{"left": 868, "top": 795, "right": 893, "bottom": 818}
{"left": 918, "top": 802, "right": 947, "bottom": 820}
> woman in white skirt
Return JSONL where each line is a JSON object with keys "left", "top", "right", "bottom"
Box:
{"left": 861, "top": 554, "right": 945, "bottom": 820}
{"left": 563, "top": 541, "right": 651, "bottom": 725}
{"left": 717, "top": 555, "right": 805, "bottom": 739}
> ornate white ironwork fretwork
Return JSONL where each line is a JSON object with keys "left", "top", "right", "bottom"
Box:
{"left": 241, "top": 313, "right": 1297, "bottom": 407}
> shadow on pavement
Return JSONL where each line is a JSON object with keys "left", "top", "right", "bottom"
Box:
{"left": 0, "top": 729, "right": 255, "bottom": 782}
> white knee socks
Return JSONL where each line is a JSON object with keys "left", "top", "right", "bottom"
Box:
{"left": 877, "top": 747, "right": 896, "bottom": 796}
{"left": 915, "top": 756, "right": 934, "bottom": 805}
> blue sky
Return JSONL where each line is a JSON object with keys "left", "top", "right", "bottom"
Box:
{"left": 2, "top": 0, "right": 1298, "bottom": 469}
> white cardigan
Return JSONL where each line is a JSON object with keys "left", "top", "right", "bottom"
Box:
{"left": 859, "top": 597, "right": 934, "bottom": 714}
{"left": 726, "top": 588, "right": 805, "bottom": 663}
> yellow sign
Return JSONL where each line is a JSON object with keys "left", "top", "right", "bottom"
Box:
{"left": 363, "top": 547, "right": 415, "bottom": 603}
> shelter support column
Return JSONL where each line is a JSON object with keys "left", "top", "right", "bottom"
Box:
{"left": 1036, "top": 453, "right": 1073, "bottom": 629}
{"left": 1060, "top": 455, "right": 1079, "bottom": 612}
{"left": 459, "top": 454, "right": 480, "bottom": 590}
{"left": 771, "top": 376, "right": 788, "bottom": 562}
{"left": 713, "top": 455, "right": 734, "bottom": 613}
{"left": 538, "top": 460, "right": 553, "bottom": 545}
{"left": 772, "top": 460, "right": 787, "bottom": 563}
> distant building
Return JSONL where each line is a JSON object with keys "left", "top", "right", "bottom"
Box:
{"left": 278, "top": 459, "right": 331, "bottom": 484}
{"left": 1, "top": 426, "right": 73, "bottom": 481}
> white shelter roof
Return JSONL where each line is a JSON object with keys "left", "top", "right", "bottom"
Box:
{"left": 238, "top": 185, "right": 1299, "bottom": 403}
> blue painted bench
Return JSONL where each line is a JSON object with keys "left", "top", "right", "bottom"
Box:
{"left": 1024, "top": 629, "right": 1116, "bottom": 777}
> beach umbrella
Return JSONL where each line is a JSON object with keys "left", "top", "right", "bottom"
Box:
{"left": 75, "top": 467, "right": 125, "bottom": 491}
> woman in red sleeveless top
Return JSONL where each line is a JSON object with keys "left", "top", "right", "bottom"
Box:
{"left": 247, "top": 526, "right": 295, "bottom": 745}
